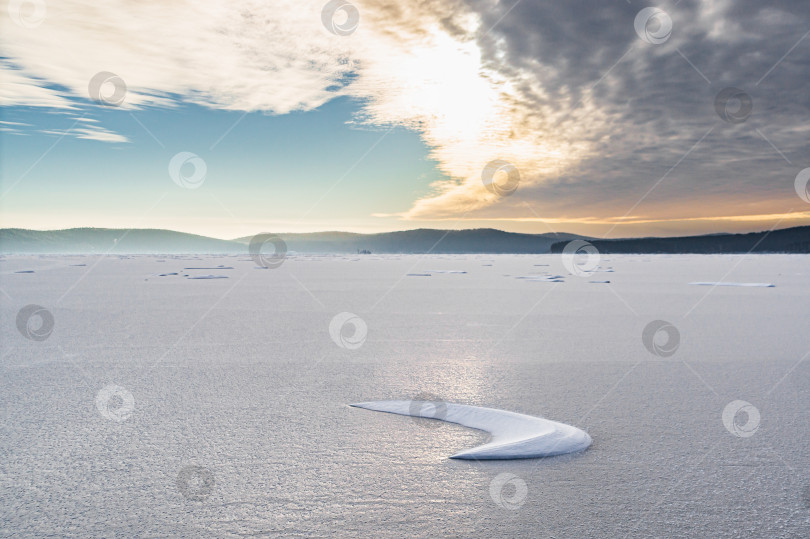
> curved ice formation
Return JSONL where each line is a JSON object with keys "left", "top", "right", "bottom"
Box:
{"left": 350, "top": 401, "right": 591, "bottom": 459}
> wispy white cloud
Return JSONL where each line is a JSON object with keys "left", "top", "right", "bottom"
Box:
{"left": 72, "top": 127, "right": 130, "bottom": 143}
{"left": 0, "top": 61, "right": 75, "bottom": 109}
{"left": 0, "top": 0, "right": 354, "bottom": 112}
{"left": 42, "top": 125, "right": 130, "bottom": 143}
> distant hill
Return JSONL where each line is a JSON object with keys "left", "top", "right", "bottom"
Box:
{"left": 234, "top": 228, "right": 586, "bottom": 254}
{"left": 549, "top": 226, "right": 810, "bottom": 254}
{"left": 2, "top": 226, "right": 807, "bottom": 254}
{"left": 0, "top": 228, "right": 245, "bottom": 254}
{"left": 0, "top": 227, "right": 584, "bottom": 254}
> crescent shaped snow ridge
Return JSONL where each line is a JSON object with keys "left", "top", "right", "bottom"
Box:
{"left": 350, "top": 400, "right": 592, "bottom": 459}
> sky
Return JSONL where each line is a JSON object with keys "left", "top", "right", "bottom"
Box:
{"left": 1, "top": 0, "right": 809, "bottom": 239}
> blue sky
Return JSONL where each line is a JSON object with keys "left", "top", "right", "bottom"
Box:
{"left": 2, "top": 97, "right": 445, "bottom": 238}
{"left": 2, "top": 0, "right": 809, "bottom": 238}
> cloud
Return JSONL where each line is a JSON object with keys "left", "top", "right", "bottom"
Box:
{"left": 2, "top": 0, "right": 809, "bottom": 227}
{"left": 41, "top": 125, "right": 130, "bottom": 143}
{"left": 403, "top": 0, "right": 810, "bottom": 225}
{"left": 0, "top": 61, "right": 75, "bottom": 109}
{"left": 1, "top": 0, "right": 355, "bottom": 112}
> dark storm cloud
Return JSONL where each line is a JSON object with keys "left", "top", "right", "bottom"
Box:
{"left": 464, "top": 0, "right": 810, "bottom": 224}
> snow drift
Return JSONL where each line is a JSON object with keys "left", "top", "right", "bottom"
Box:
{"left": 350, "top": 400, "right": 592, "bottom": 459}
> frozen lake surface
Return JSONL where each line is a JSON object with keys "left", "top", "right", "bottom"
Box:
{"left": 1, "top": 253, "right": 809, "bottom": 537}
